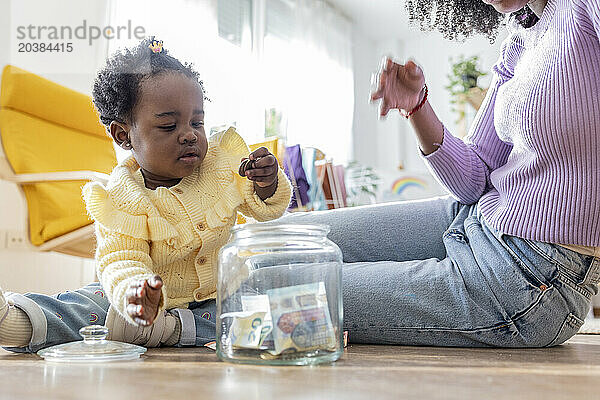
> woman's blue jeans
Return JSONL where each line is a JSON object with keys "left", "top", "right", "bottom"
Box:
{"left": 279, "top": 196, "right": 599, "bottom": 347}
{"left": 5, "top": 196, "right": 598, "bottom": 352}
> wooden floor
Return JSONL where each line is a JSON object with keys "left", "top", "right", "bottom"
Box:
{"left": 1, "top": 335, "right": 600, "bottom": 400}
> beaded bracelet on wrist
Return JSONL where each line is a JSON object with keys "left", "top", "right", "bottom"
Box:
{"left": 401, "top": 84, "right": 428, "bottom": 119}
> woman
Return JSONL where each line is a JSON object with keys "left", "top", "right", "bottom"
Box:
{"left": 280, "top": 0, "right": 599, "bottom": 347}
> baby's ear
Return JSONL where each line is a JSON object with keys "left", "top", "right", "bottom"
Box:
{"left": 109, "top": 121, "right": 132, "bottom": 149}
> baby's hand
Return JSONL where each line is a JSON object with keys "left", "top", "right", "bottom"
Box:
{"left": 125, "top": 275, "right": 163, "bottom": 326}
{"left": 240, "top": 147, "right": 278, "bottom": 188}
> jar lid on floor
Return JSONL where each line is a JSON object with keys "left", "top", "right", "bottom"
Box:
{"left": 37, "top": 325, "right": 146, "bottom": 362}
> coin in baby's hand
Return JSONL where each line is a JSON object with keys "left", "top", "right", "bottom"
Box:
{"left": 239, "top": 160, "right": 249, "bottom": 177}
{"left": 239, "top": 159, "right": 254, "bottom": 177}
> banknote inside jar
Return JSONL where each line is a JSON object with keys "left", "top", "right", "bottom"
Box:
{"left": 224, "top": 282, "right": 336, "bottom": 356}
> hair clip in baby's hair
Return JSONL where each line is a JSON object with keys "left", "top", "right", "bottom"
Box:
{"left": 149, "top": 39, "right": 163, "bottom": 53}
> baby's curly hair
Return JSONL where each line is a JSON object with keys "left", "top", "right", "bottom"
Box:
{"left": 405, "top": 0, "right": 539, "bottom": 42}
{"left": 92, "top": 36, "right": 206, "bottom": 128}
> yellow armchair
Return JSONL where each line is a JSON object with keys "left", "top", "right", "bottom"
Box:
{"left": 0, "top": 65, "right": 117, "bottom": 258}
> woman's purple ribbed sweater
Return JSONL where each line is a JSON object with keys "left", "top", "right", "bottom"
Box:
{"left": 423, "top": 0, "right": 600, "bottom": 246}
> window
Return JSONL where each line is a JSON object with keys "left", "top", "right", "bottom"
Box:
{"left": 265, "top": 107, "right": 287, "bottom": 140}
{"left": 111, "top": 0, "right": 354, "bottom": 162}
{"left": 266, "top": 0, "right": 294, "bottom": 42}
{"left": 218, "top": 0, "right": 252, "bottom": 50}
{"left": 261, "top": 0, "right": 354, "bottom": 163}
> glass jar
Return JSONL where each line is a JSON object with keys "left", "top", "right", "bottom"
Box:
{"left": 217, "top": 223, "right": 343, "bottom": 365}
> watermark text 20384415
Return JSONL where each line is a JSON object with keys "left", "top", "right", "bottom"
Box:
{"left": 16, "top": 20, "right": 146, "bottom": 46}
{"left": 18, "top": 42, "right": 73, "bottom": 53}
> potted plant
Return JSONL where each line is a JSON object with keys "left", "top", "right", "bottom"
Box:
{"left": 345, "top": 161, "right": 381, "bottom": 207}
{"left": 446, "top": 55, "right": 488, "bottom": 119}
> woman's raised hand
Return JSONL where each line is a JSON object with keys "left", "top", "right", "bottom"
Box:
{"left": 370, "top": 58, "right": 426, "bottom": 117}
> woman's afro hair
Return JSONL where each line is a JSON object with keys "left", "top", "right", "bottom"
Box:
{"left": 92, "top": 36, "right": 207, "bottom": 128}
{"left": 405, "top": 0, "right": 538, "bottom": 42}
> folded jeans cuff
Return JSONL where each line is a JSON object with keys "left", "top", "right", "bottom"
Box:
{"left": 171, "top": 308, "right": 196, "bottom": 346}
{"left": 3, "top": 293, "right": 47, "bottom": 353}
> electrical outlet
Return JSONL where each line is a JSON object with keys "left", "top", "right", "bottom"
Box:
{"left": 4, "top": 230, "right": 28, "bottom": 249}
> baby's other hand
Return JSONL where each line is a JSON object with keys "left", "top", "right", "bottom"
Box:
{"left": 243, "top": 147, "right": 278, "bottom": 188}
{"left": 125, "top": 275, "right": 163, "bottom": 326}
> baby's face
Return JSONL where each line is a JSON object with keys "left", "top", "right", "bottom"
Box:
{"left": 129, "top": 72, "right": 208, "bottom": 187}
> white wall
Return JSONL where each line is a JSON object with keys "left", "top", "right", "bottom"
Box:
{"left": 0, "top": 0, "right": 111, "bottom": 294}
{"left": 5, "top": 0, "right": 111, "bottom": 92}
{"left": 400, "top": 31, "right": 505, "bottom": 174}
{"left": 350, "top": 30, "right": 377, "bottom": 168}
{"left": 350, "top": 25, "right": 507, "bottom": 200}
{"left": 0, "top": 1, "right": 9, "bottom": 70}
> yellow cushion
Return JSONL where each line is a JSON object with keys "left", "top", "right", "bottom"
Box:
{"left": 0, "top": 65, "right": 107, "bottom": 138}
{"left": 22, "top": 181, "right": 96, "bottom": 245}
{"left": 0, "top": 65, "right": 116, "bottom": 246}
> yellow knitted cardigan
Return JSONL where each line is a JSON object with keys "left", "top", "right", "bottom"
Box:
{"left": 82, "top": 128, "right": 292, "bottom": 324}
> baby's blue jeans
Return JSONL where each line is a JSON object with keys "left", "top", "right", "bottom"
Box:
{"left": 5, "top": 195, "right": 599, "bottom": 352}
{"left": 4, "top": 286, "right": 216, "bottom": 353}
{"left": 279, "top": 196, "right": 599, "bottom": 347}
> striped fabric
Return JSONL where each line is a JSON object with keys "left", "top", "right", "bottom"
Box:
{"left": 423, "top": 0, "right": 600, "bottom": 247}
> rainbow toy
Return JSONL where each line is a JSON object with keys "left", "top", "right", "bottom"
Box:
{"left": 391, "top": 177, "right": 427, "bottom": 196}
